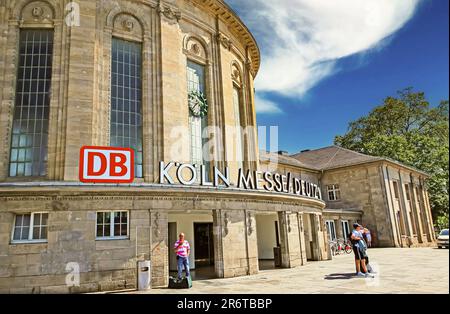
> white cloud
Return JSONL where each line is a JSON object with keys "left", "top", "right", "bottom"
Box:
{"left": 227, "top": 0, "right": 421, "bottom": 112}
{"left": 254, "top": 94, "right": 283, "bottom": 114}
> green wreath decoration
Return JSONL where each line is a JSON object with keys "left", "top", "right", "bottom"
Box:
{"left": 188, "top": 90, "right": 208, "bottom": 118}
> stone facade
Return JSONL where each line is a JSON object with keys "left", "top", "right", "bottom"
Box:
{"left": 320, "top": 161, "right": 436, "bottom": 248}
{"left": 0, "top": 0, "right": 329, "bottom": 294}
{"left": 0, "top": 0, "right": 436, "bottom": 295}
{"left": 0, "top": 185, "right": 327, "bottom": 293}
{"left": 261, "top": 149, "right": 436, "bottom": 249}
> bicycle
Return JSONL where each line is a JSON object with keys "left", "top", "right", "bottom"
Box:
{"left": 330, "top": 239, "right": 353, "bottom": 256}
{"left": 340, "top": 238, "right": 353, "bottom": 255}
{"left": 329, "top": 240, "right": 338, "bottom": 256}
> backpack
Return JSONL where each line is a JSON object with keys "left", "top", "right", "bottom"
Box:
{"left": 168, "top": 276, "right": 193, "bottom": 289}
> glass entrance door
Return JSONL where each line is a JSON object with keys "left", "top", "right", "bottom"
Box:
{"left": 194, "top": 223, "right": 215, "bottom": 267}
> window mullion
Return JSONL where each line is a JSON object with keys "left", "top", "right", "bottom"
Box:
{"left": 111, "top": 211, "right": 115, "bottom": 238}
{"left": 29, "top": 213, "right": 34, "bottom": 240}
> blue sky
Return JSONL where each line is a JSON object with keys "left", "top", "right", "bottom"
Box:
{"left": 227, "top": 0, "right": 449, "bottom": 154}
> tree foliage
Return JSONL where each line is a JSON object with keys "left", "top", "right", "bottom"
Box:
{"left": 335, "top": 88, "right": 449, "bottom": 231}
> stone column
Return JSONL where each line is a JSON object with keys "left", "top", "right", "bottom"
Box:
{"left": 383, "top": 166, "right": 402, "bottom": 247}
{"left": 398, "top": 172, "right": 414, "bottom": 244}
{"left": 141, "top": 31, "right": 157, "bottom": 183}
{"left": 423, "top": 186, "right": 437, "bottom": 242}
{"left": 213, "top": 209, "right": 257, "bottom": 278}
{"left": 335, "top": 218, "right": 343, "bottom": 240}
{"left": 296, "top": 213, "right": 307, "bottom": 266}
{"left": 213, "top": 209, "right": 224, "bottom": 278}
{"left": 0, "top": 19, "right": 19, "bottom": 179}
{"left": 158, "top": 4, "right": 190, "bottom": 166}
{"left": 47, "top": 18, "right": 69, "bottom": 181}
{"left": 410, "top": 179, "right": 425, "bottom": 244}
{"left": 64, "top": 0, "right": 97, "bottom": 180}
{"left": 278, "top": 211, "right": 303, "bottom": 268}
{"left": 150, "top": 210, "right": 168, "bottom": 288}
{"left": 312, "top": 214, "right": 330, "bottom": 261}
{"left": 245, "top": 210, "right": 259, "bottom": 275}
{"left": 418, "top": 181, "right": 433, "bottom": 243}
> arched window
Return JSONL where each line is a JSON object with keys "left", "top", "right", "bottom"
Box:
{"left": 184, "top": 36, "right": 211, "bottom": 177}
{"left": 187, "top": 60, "right": 209, "bottom": 169}
{"left": 109, "top": 14, "right": 144, "bottom": 178}
{"left": 9, "top": 2, "right": 55, "bottom": 177}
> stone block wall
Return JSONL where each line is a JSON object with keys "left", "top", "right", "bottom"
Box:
{"left": 0, "top": 208, "right": 155, "bottom": 293}
{"left": 214, "top": 209, "right": 258, "bottom": 278}
{"left": 278, "top": 211, "right": 303, "bottom": 268}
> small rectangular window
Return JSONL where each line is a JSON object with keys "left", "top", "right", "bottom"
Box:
{"left": 416, "top": 187, "right": 422, "bottom": 204}
{"left": 405, "top": 184, "right": 411, "bottom": 201}
{"left": 327, "top": 184, "right": 341, "bottom": 201}
{"left": 96, "top": 211, "right": 129, "bottom": 240}
{"left": 393, "top": 181, "right": 400, "bottom": 199}
{"left": 12, "top": 212, "right": 48, "bottom": 243}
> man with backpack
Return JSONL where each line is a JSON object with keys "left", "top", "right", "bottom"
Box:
{"left": 351, "top": 224, "right": 374, "bottom": 278}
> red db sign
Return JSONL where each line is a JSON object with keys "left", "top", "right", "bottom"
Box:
{"left": 79, "top": 146, "right": 134, "bottom": 183}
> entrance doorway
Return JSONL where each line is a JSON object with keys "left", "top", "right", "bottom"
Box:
{"left": 168, "top": 213, "right": 217, "bottom": 280}
{"left": 304, "top": 214, "right": 319, "bottom": 261}
{"left": 168, "top": 222, "right": 178, "bottom": 272}
{"left": 194, "top": 223, "right": 215, "bottom": 267}
{"left": 325, "top": 220, "right": 337, "bottom": 241}
{"left": 341, "top": 220, "right": 350, "bottom": 241}
{"left": 255, "top": 213, "right": 280, "bottom": 270}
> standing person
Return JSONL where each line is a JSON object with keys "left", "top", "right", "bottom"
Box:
{"left": 362, "top": 228, "right": 375, "bottom": 273}
{"left": 351, "top": 224, "right": 372, "bottom": 278}
{"left": 174, "top": 233, "right": 191, "bottom": 281}
{"left": 363, "top": 228, "right": 372, "bottom": 248}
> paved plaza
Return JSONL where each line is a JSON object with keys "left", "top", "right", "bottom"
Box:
{"left": 125, "top": 248, "right": 448, "bottom": 294}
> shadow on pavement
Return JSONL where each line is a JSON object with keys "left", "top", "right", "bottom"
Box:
{"left": 324, "top": 273, "right": 355, "bottom": 280}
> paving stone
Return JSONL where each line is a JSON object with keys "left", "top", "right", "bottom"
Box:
{"left": 113, "top": 248, "right": 448, "bottom": 294}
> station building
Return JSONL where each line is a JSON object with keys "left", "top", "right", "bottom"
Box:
{"left": 0, "top": 0, "right": 436, "bottom": 294}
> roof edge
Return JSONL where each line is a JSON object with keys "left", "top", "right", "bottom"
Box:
{"left": 201, "top": 0, "right": 261, "bottom": 76}
{"left": 291, "top": 146, "right": 431, "bottom": 178}
{"left": 323, "top": 158, "right": 431, "bottom": 178}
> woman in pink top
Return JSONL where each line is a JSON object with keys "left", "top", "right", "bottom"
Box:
{"left": 174, "top": 233, "right": 191, "bottom": 280}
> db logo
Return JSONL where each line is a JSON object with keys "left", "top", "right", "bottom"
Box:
{"left": 79, "top": 146, "right": 135, "bottom": 183}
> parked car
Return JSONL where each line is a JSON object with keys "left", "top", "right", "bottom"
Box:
{"left": 437, "top": 229, "right": 449, "bottom": 249}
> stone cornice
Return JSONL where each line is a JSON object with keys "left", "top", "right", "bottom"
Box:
{"left": 0, "top": 183, "right": 326, "bottom": 209}
{"left": 192, "top": 0, "right": 261, "bottom": 76}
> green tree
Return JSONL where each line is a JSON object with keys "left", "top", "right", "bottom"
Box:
{"left": 335, "top": 88, "right": 449, "bottom": 231}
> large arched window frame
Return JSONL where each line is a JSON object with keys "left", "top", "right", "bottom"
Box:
{"left": 104, "top": 9, "right": 152, "bottom": 180}
{"left": 183, "top": 35, "right": 213, "bottom": 178}
{"left": 2, "top": 0, "right": 66, "bottom": 180}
